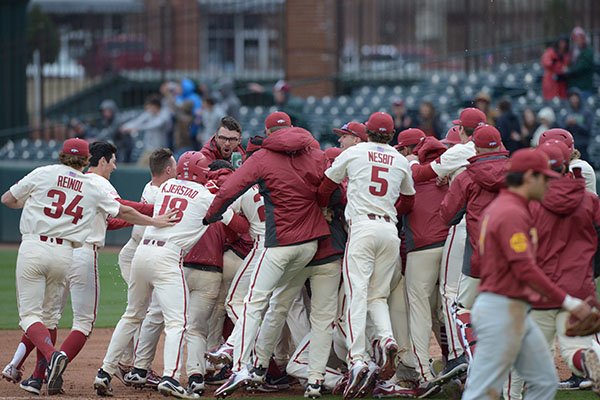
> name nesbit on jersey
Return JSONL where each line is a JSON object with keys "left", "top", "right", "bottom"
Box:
{"left": 162, "top": 183, "right": 198, "bottom": 199}
{"left": 57, "top": 175, "right": 83, "bottom": 193}
{"left": 368, "top": 151, "right": 395, "bottom": 166}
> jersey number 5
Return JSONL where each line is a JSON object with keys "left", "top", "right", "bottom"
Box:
{"left": 158, "top": 195, "right": 188, "bottom": 221}
{"left": 369, "top": 166, "right": 389, "bottom": 197}
{"left": 43, "top": 189, "right": 84, "bottom": 224}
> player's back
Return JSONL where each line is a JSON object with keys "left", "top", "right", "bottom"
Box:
{"left": 343, "top": 142, "right": 412, "bottom": 223}
{"left": 14, "top": 164, "right": 120, "bottom": 246}
{"left": 131, "top": 181, "right": 160, "bottom": 241}
{"left": 143, "top": 178, "right": 214, "bottom": 252}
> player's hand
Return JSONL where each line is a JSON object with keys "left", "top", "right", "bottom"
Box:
{"left": 153, "top": 209, "right": 179, "bottom": 227}
{"left": 571, "top": 301, "right": 592, "bottom": 321}
{"left": 405, "top": 154, "right": 418, "bottom": 162}
{"left": 436, "top": 176, "right": 449, "bottom": 187}
{"left": 322, "top": 208, "right": 334, "bottom": 223}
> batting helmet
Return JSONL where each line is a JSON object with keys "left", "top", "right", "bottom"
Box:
{"left": 539, "top": 128, "right": 574, "bottom": 151}
{"left": 177, "top": 151, "right": 210, "bottom": 185}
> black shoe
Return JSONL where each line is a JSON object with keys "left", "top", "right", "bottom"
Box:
{"left": 188, "top": 374, "right": 205, "bottom": 395}
{"left": 46, "top": 351, "right": 69, "bottom": 395}
{"left": 205, "top": 364, "right": 232, "bottom": 385}
{"left": 432, "top": 355, "right": 468, "bottom": 384}
{"left": 20, "top": 376, "right": 43, "bottom": 395}
{"left": 93, "top": 368, "right": 113, "bottom": 396}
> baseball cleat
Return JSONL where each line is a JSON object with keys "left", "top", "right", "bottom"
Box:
{"left": 204, "top": 364, "right": 232, "bottom": 385}
{"left": 584, "top": 342, "right": 600, "bottom": 394}
{"left": 304, "top": 381, "right": 323, "bottom": 398}
{"left": 343, "top": 361, "right": 368, "bottom": 399}
{"left": 187, "top": 374, "right": 205, "bottom": 395}
{"left": 372, "top": 379, "right": 419, "bottom": 398}
{"left": 157, "top": 376, "right": 200, "bottom": 399}
{"left": 331, "top": 373, "right": 348, "bottom": 395}
{"left": 214, "top": 367, "right": 253, "bottom": 398}
{"left": 114, "top": 363, "right": 132, "bottom": 386}
{"left": 415, "top": 381, "right": 442, "bottom": 398}
{"left": 205, "top": 343, "right": 234, "bottom": 366}
{"left": 431, "top": 354, "right": 468, "bottom": 384}
{"left": 247, "top": 366, "right": 267, "bottom": 388}
{"left": 19, "top": 376, "right": 43, "bottom": 396}
{"left": 124, "top": 367, "right": 148, "bottom": 388}
{"left": 356, "top": 361, "right": 379, "bottom": 397}
{"left": 378, "top": 338, "right": 399, "bottom": 380}
{"left": 558, "top": 373, "right": 585, "bottom": 390}
{"left": 94, "top": 368, "right": 114, "bottom": 397}
{"left": 146, "top": 369, "right": 161, "bottom": 389}
{"left": 2, "top": 362, "right": 23, "bottom": 384}
{"left": 46, "top": 351, "right": 68, "bottom": 395}
{"left": 253, "top": 372, "right": 292, "bottom": 392}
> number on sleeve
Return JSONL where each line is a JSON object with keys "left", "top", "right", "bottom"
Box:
{"left": 158, "top": 195, "right": 189, "bottom": 221}
{"left": 369, "top": 166, "right": 389, "bottom": 197}
{"left": 43, "top": 190, "right": 84, "bottom": 224}
{"left": 253, "top": 192, "right": 266, "bottom": 222}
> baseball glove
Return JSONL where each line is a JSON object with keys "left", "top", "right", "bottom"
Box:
{"left": 565, "top": 296, "right": 600, "bottom": 337}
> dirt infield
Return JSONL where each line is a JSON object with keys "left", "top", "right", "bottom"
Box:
{"left": 0, "top": 328, "right": 572, "bottom": 399}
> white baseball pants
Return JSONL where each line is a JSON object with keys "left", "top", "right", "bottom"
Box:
{"left": 287, "top": 334, "right": 345, "bottom": 390}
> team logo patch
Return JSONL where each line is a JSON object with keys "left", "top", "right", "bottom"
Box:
{"left": 509, "top": 232, "right": 528, "bottom": 253}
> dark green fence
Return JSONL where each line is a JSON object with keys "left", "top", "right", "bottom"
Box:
{"left": 0, "top": 161, "right": 151, "bottom": 245}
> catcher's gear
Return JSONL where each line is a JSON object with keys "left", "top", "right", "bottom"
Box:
{"left": 565, "top": 296, "right": 600, "bottom": 337}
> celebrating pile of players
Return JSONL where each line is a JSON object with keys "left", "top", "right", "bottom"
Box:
{"left": 3, "top": 106, "right": 600, "bottom": 400}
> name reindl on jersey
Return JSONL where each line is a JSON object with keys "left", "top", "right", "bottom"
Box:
{"left": 368, "top": 151, "right": 395, "bottom": 166}
{"left": 57, "top": 175, "right": 83, "bottom": 193}
{"left": 161, "top": 183, "right": 199, "bottom": 199}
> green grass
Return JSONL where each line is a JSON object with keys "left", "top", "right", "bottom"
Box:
{"left": 0, "top": 248, "right": 127, "bottom": 329}
{"left": 0, "top": 248, "right": 598, "bottom": 398}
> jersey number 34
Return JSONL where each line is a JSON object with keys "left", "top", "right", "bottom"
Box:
{"left": 43, "top": 189, "right": 84, "bottom": 224}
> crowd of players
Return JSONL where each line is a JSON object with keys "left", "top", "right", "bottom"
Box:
{"left": 1, "top": 104, "right": 600, "bottom": 400}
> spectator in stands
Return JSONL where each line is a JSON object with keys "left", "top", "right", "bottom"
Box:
{"left": 520, "top": 107, "right": 540, "bottom": 147}
{"left": 495, "top": 98, "right": 522, "bottom": 153}
{"left": 120, "top": 94, "right": 172, "bottom": 165}
{"left": 416, "top": 101, "right": 442, "bottom": 139}
{"left": 177, "top": 78, "right": 203, "bottom": 142}
{"left": 172, "top": 100, "right": 195, "bottom": 159}
{"left": 474, "top": 91, "right": 496, "bottom": 125}
{"left": 563, "top": 27, "right": 595, "bottom": 98}
{"left": 391, "top": 98, "right": 413, "bottom": 145}
{"left": 561, "top": 88, "right": 593, "bottom": 160}
{"left": 248, "top": 80, "right": 308, "bottom": 128}
{"left": 218, "top": 78, "right": 241, "bottom": 121}
{"left": 93, "top": 99, "right": 132, "bottom": 162}
{"left": 198, "top": 96, "right": 226, "bottom": 147}
{"left": 530, "top": 107, "right": 556, "bottom": 147}
{"left": 541, "top": 37, "right": 570, "bottom": 100}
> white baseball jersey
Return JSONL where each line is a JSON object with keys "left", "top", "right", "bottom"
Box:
{"left": 131, "top": 181, "right": 160, "bottom": 241}
{"left": 325, "top": 141, "right": 415, "bottom": 224}
{"left": 86, "top": 173, "right": 120, "bottom": 247}
{"left": 570, "top": 158, "right": 597, "bottom": 194}
{"left": 230, "top": 185, "right": 266, "bottom": 241}
{"left": 430, "top": 141, "right": 476, "bottom": 181}
{"left": 143, "top": 178, "right": 233, "bottom": 253}
{"left": 10, "top": 164, "right": 120, "bottom": 246}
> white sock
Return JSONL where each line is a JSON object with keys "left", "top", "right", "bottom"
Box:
{"left": 10, "top": 342, "right": 27, "bottom": 367}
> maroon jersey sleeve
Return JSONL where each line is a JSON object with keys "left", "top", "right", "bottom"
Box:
{"left": 410, "top": 163, "right": 437, "bottom": 183}
{"left": 439, "top": 173, "right": 468, "bottom": 225}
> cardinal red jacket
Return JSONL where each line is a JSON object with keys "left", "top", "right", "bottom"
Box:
{"left": 184, "top": 222, "right": 238, "bottom": 269}
{"left": 529, "top": 175, "right": 600, "bottom": 309}
{"left": 439, "top": 151, "right": 508, "bottom": 277}
{"left": 205, "top": 127, "right": 330, "bottom": 248}
{"left": 200, "top": 136, "right": 246, "bottom": 164}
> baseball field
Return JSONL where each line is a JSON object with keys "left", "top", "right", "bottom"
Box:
{"left": 0, "top": 247, "right": 596, "bottom": 399}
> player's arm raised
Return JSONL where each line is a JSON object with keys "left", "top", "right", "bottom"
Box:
{"left": 116, "top": 204, "right": 178, "bottom": 228}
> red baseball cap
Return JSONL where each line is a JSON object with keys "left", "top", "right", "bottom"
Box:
{"left": 324, "top": 147, "right": 343, "bottom": 162}
{"left": 452, "top": 108, "right": 487, "bottom": 129}
{"left": 538, "top": 128, "right": 574, "bottom": 151}
{"left": 441, "top": 126, "right": 462, "bottom": 145}
{"left": 473, "top": 124, "right": 502, "bottom": 148}
{"left": 506, "top": 148, "right": 561, "bottom": 178}
{"left": 62, "top": 138, "right": 89, "bottom": 157}
{"left": 333, "top": 121, "right": 368, "bottom": 142}
{"left": 396, "top": 128, "right": 426, "bottom": 147}
{"left": 365, "top": 112, "right": 394, "bottom": 136}
{"left": 538, "top": 140, "right": 570, "bottom": 169}
{"left": 265, "top": 111, "right": 292, "bottom": 130}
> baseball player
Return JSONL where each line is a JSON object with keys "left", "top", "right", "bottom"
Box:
{"left": 1, "top": 138, "right": 173, "bottom": 395}
{"left": 538, "top": 128, "right": 596, "bottom": 194}
{"left": 334, "top": 121, "right": 368, "bottom": 149}
{"left": 396, "top": 130, "right": 451, "bottom": 394}
{"left": 116, "top": 148, "right": 177, "bottom": 386}
{"left": 318, "top": 112, "right": 415, "bottom": 398}
{"left": 462, "top": 148, "right": 593, "bottom": 400}
{"left": 93, "top": 151, "right": 232, "bottom": 398}
{"left": 204, "top": 111, "right": 330, "bottom": 397}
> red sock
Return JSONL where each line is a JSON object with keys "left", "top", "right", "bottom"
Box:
{"left": 573, "top": 349, "right": 585, "bottom": 373}
{"left": 59, "top": 330, "right": 88, "bottom": 361}
{"left": 25, "top": 323, "right": 56, "bottom": 362}
{"left": 16, "top": 334, "right": 36, "bottom": 369}
{"left": 32, "top": 328, "right": 57, "bottom": 380}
